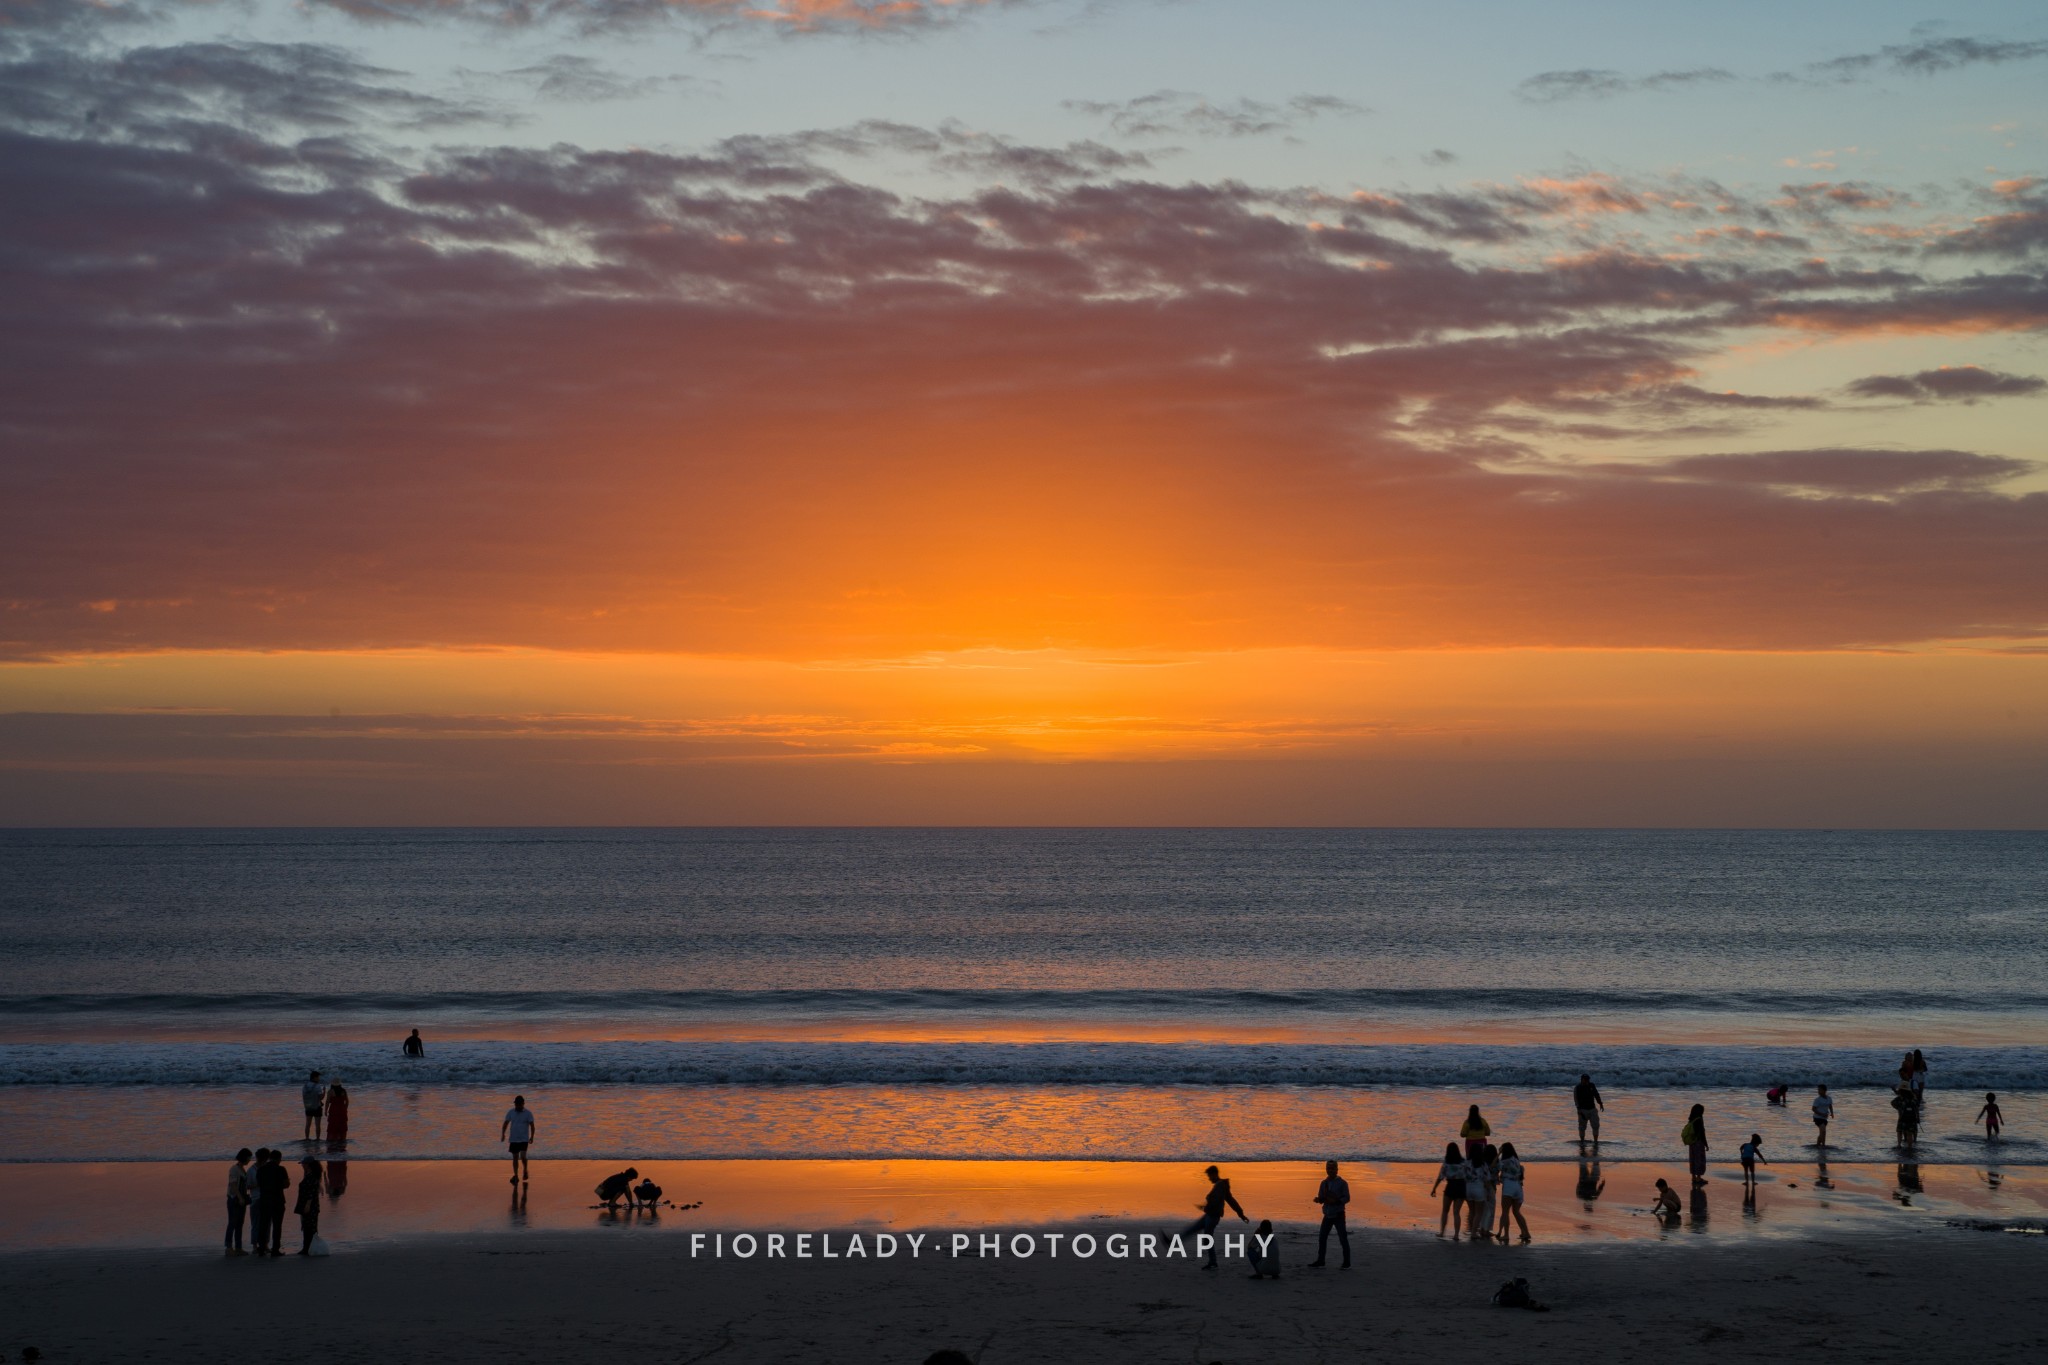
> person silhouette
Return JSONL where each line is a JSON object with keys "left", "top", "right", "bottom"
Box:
{"left": 1181, "top": 1165, "right": 1248, "bottom": 1269}
{"left": 1572, "top": 1073, "right": 1604, "bottom": 1144}
{"left": 500, "top": 1095, "right": 536, "bottom": 1185}
{"left": 402, "top": 1029, "right": 424, "bottom": 1058}
{"left": 1309, "top": 1160, "right": 1350, "bottom": 1268}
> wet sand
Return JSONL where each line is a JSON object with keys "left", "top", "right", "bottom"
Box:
{"left": 1, "top": 1156, "right": 2043, "bottom": 1252}
{"left": 3, "top": 1218, "right": 2045, "bottom": 1364}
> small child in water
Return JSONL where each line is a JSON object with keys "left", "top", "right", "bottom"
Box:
{"left": 1247, "top": 1218, "right": 1280, "bottom": 1279}
{"left": 1765, "top": 1083, "right": 1788, "bottom": 1105}
{"left": 1977, "top": 1093, "right": 2003, "bottom": 1140}
{"left": 1739, "top": 1134, "right": 1768, "bottom": 1184}
{"left": 1651, "top": 1178, "right": 1682, "bottom": 1220}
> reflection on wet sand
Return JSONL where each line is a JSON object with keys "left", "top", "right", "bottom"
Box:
{"left": 1, "top": 1159, "right": 2044, "bottom": 1254}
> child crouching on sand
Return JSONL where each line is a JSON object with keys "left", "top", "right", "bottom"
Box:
{"left": 1247, "top": 1219, "right": 1280, "bottom": 1279}
{"left": 1651, "top": 1178, "right": 1682, "bottom": 1222}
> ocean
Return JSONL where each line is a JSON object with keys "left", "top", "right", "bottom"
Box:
{"left": 1, "top": 828, "right": 2043, "bottom": 1166}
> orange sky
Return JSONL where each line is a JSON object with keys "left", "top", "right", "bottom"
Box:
{"left": 2, "top": 3, "right": 2045, "bottom": 824}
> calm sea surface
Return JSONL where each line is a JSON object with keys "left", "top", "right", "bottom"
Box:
{"left": 1, "top": 829, "right": 2043, "bottom": 1163}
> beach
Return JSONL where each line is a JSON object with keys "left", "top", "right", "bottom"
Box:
{"left": 5, "top": 1218, "right": 2045, "bottom": 1364}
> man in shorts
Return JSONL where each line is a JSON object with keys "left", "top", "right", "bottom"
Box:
{"left": 501, "top": 1095, "right": 537, "bottom": 1184}
{"left": 1573, "top": 1073, "right": 1604, "bottom": 1144}
{"left": 301, "top": 1071, "right": 325, "bottom": 1141}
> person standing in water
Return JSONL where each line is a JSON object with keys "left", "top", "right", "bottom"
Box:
{"left": 501, "top": 1095, "right": 536, "bottom": 1184}
{"left": 1459, "top": 1105, "right": 1491, "bottom": 1161}
{"left": 1977, "top": 1092, "right": 2003, "bottom": 1139}
{"left": 324, "top": 1082, "right": 350, "bottom": 1153}
{"left": 402, "top": 1029, "right": 424, "bottom": 1058}
{"left": 1739, "top": 1133, "right": 1769, "bottom": 1185}
{"left": 1573, "top": 1074, "right": 1605, "bottom": 1144}
{"left": 1811, "top": 1084, "right": 1834, "bottom": 1146}
{"left": 1909, "top": 1050, "right": 1929, "bottom": 1112}
{"left": 1682, "top": 1104, "right": 1710, "bottom": 1186}
{"left": 301, "top": 1071, "right": 325, "bottom": 1142}
{"left": 1309, "top": 1160, "right": 1350, "bottom": 1269}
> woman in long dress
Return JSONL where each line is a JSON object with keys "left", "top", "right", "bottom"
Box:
{"left": 324, "top": 1082, "right": 350, "bottom": 1152}
{"left": 1684, "top": 1103, "right": 1710, "bottom": 1186}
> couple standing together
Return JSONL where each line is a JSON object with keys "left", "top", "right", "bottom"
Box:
{"left": 299, "top": 1070, "right": 351, "bottom": 1151}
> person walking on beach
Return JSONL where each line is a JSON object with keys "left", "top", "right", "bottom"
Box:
{"left": 1309, "top": 1159, "right": 1350, "bottom": 1268}
{"left": 324, "top": 1082, "right": 350, "bottom": 1153}
{"left": 1739, "top": 1133, "right": 1769, "bottom": 1186}
{"left": 224, "top": 1147, "right": 253, "bottom": 1256}
{"left": 1495, "top": 1142, "right": 1530, "bottom": 1243}
{"left": 1459, "top": 1105, "right": 1491, "bottom": 1161}
{"left": 294, "top": 1157, "right": 322, "bottom": 1255}
{"left": 1978, "top": 1092, "right": 2003, "bottom": 1140}
{"left": 1182, "top": 1165, "right": 1249, "bottom": 1269}
{"left": 301, "top": 1071, "right": 326, "bottom": 1142}
{"left": 402, "top": 1029, "right": 424, "bottom": 1058}
{"left": 255, "top": 1148, "right": 291, "bottom": 1257}
{"left": 1573, "top": 1073, "right": 1604, "bottom": 1144}
{"left": 1811, "top": 1084, "right": 1834, "bottom": 1146}
{"left": 501, "top": 1095, "right": 536, "bottom": 1185}
{"left": 1682, "top": 1104, "right": 1709, "bottom": 1186}
{"left": 1430, "top": 1142, "right": 1470, "bottom": 1239}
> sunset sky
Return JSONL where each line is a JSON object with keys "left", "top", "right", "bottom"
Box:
{"left": 2, "top": 0, "right": 2045, "bottom": 824}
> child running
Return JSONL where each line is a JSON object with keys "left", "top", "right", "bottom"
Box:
{"left": 1977, "top": 1092, "right": 2003, "bottom": 1140}
{"left": 1739, "top": 1133, "right": 1769, "bottom": 1185}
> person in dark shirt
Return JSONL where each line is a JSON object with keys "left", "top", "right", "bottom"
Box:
{"left": 1573, "top": 1073, "right": 1605, "bottom": 1144}
{"left": 633, "top": 1177, "right": 664, "bottom": 1210}
{"left": 402, "top": 1029, "right": 424, "bottom": 1058}
{"left": 1309, "top": 1159, "right": 1351, "bottom": 1268}
{"left": 294, "top": 1157, "right": 322, "bottom": 1255}
{"left": 595, "top": 1167, "right": 639, "bottom": 1210}
{"left": 256, "top": 1149, "right": 292, "bottom": 1257}
{"left": 1181, "top": 1165, "right": 1248, "bottom": 1270}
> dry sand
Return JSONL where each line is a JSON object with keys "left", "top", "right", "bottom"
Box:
{"left": 3, "top": 1219, "right": 2043, "bottom": 1364}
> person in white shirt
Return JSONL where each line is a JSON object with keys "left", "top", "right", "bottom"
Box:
{"left": 301, "top": 1071, "right": 326, "bottom": 1141}
{"left": 500, "top": 1095, "right": 537, "bottom": 1185}
{"left": 224, "top": 1147, "right": 253, "bottom": 1255}
{"left": 1812, "top": 1085, "right": 1835, "bottom": 1146}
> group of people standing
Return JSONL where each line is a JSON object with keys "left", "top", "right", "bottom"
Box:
{"left": 1429, "top": 1106, "right": 1532, "bottom": 1243}
{"left": 225, "top": 1147, "right": 325, "bottom": 1257}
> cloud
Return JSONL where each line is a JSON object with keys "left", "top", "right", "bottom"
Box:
{"left": 1064, "top": 90, "right": 1364, "bottom": 139}
{"left": 1846, "top": 366, "right": 2047, "bottom": 402}
{"left": 1515, "top": 67, "right": 1735, "bottom": 104}
{"left": 481, "top": 54, "right": 696, "bottom": 102}
{"left": 1638, "top": 448, "right": 2034, "bottom": 495}
{"left": 303, "top": 0, "right": 997, "bottom": 34}
{"left": 2, "top": 38, "right": 2047, "bottom": 662}
{"left": 1806, "top": 35, "right": 2048, "bottom": 81}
